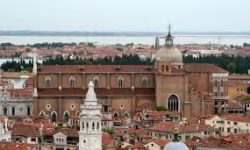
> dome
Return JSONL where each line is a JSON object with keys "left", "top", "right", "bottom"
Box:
{"left": 155, "top": 47, "right": 183, "bottom": 64}
{"left": 155, "top": 26, "right": 183, "bottom": 65}
{"left": 163, "top": 142, "right": 189, "bottom": 150}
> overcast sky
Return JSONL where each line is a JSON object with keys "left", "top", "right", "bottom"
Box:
{"left": 0, "top": 0, "right": 249, "bottom": 32}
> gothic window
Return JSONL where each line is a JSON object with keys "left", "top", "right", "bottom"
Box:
{"left": 27, "top": 107, "right": 30, "bottom": 116}
{"left": 51, "top": 112, "right": 57, "bottom": 122}
{"left": 167, "top": 95, "right": 179, "bottom": 111}
{"left": 142, "top": 76, "right": 148, "bottom": 87}
{"left": 166, "top": 65, "right": 169, "bottom": 72}
{"left": 97, "top": 122, "right": 100, "bottom": 129}
{"left": 118, "top": 76, "right": 123, "bottom": 87}
{"left": 92, "top": 122, "right": 95, "bottom": 130}
{"left": 114, "top": 112, "right": 119, "bottom": 119}
{"left": 12, "top": 107, "right": 15, "bottom": 116}
{"left": 82, "top": 122, "right": 84, "bottom": 130}
{"left": 63, "top": 112, "right": 69, "bottom": 122}
{"left": 3, "top": 107, "right": 7, "bottom": 116}
{"left": 69, "top": 76, "right": 75, "bottom": 87}
{"left": 93, "top": 76, "right": 99, "bottom": 87}
{"left": 125, "top": 112, "right": 129, "bottom": 118}
{"left": 161, "top": 65, "right": 164, "bottom": 72}
{"left": 214, "top": 79, "right": 218, "bottom": 88}
{"left": 39, "top": 111, "right": 45, "bottom": 117}
{"left": 45, "top": 76, "right": 51, "bottom": 88}
{"left": 221, "top": 79, "right": 224, "bottom": 87}
{"left": 86, "top": 122, "right": 89, "bottom": 129}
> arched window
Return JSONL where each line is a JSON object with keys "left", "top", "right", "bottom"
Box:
{"left": 97, "top": 122, "right": 100, "bottom": 129}
{"left": 86, "top": 122, "right": 89, "bottom": 129}
{"left": 63, "top": 112, "right": 69, "bottom": 122}
{"left": 214, "top": 79, "right": 218, "bottom": 87}
{"left": 93, "top": 76, "right": 99, "bottom": 87}
{"left": 114, "top": 112, "right": 119, "bottom": 119}
{"left": 45, "top": 76, "right": 51, "bottom": 88}
{"left": 125, "top": 112, "right": 129, "bottom": 118}
{"left": 3, "top": 107, "right": 8, "bottom": 116}
{"left": 167, "top": 95, "right": 179, "bottom": 111}
{"left": 118, "top": 76, "right": 123, "bottom": 87}
{"left": 82, "top": 122, "right": 85, "bottom": 130}
{"left": 142, "top": 76, "right": 148, "bottom": 87}
{"left": 161, "top": 65, "right": 164, "bottom": 72}
{"left": 92, "top": 122, "right": 95, "bottom": 130}
{"left": 69, "top": 76, "right": 75, "bottom": 87}
{"left": 221, "top": 79, "right": 224, "bottom": 87}
{"left": 39, "top": 111, "right": 45, "bottom": 117}
{"left": 51, "top": 112, "right": 57, "bottom": 122}
{"left": 166, "top": 65, "right": 169, "bottom": 72}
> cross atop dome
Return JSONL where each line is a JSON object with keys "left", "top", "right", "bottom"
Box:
{"left": 168, "top": 24, "right": 171, "bottom": 36}
{"left": 165, "top": 24, "right": 174, "bottom": 47}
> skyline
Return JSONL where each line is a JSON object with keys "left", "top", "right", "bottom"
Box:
{"left": 0, "top": 0, "right": 250, "bottom": 32}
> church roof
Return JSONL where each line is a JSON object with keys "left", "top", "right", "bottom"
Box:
{"left": 183, "top": 63, "right": 228, "bottom": 73}
{"left": 38, "top": 65, "right": 154, "bottom": 73}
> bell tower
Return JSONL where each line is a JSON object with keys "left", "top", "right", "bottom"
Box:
{"left": 79, "top": 81, "right": 102, "bottom": 150}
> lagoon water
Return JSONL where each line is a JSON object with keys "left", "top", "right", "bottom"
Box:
{"left": 0, "top": 35, "right": 249, "bottom": 45}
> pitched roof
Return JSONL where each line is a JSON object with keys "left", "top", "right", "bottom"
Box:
{"left": 102, "top": 133, "right": 115, "bottom": 145}
{"left": 226, "top": 101, "right": 244, "bottom": 110}
{"left": 149, "top": 121, "right": 213, "bottom": 134}
{"left": 0, "top": 142, "right": 37, "bottom": 150}
{"left": 152, "top": 138, "right": 170, "bottom": 147}
{"left": 183, "top": 63, "right": 228, "bottom": 73}
{"left": 12, "top": 124, "right": 41, "bottom": 137}
{"left": 222, "top": 115, "right": 250, "bottom": 123}
{"left": 38, "top": 65, "right": 154, "bottom": 73}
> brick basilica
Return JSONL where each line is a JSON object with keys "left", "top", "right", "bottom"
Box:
{"left": 32, "top": 31, "right": 229, "bottom": 123}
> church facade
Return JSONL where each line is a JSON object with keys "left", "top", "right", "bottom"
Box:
{"left": 32, "top": 31, "right": 229, "bottom": 122}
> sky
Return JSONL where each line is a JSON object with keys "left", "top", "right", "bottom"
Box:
{"left": 0, "top": 0, "right": 249, "bottom": 32}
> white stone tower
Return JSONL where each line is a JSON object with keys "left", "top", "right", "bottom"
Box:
{"left": 79, "top": 81, "right": 102, "bottom": 150}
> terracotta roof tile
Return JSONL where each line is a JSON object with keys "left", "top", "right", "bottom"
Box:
{"left": 183, "top": 63, "right": 228, "bottom": 73}
{"left": 38, "top": 65, "right": 154, "bottom": 73}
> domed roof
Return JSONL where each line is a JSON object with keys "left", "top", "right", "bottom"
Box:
{"left": 163, "top": 142, "right": 189, "bottom": 150}
{"left": 155, "top": 47, "right": 183, "bottom": 64}
{"left": 155, "top": 26, "right": 183, "bottom": 64}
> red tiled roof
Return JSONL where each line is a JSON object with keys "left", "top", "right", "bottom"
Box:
{"left": 222, "top": 115, "right": 250, "bottom": 123}
{"left": 196, "top": 134, "right": 250, "bottom": 149}
{"left": 12, "top": 124, "right": 41, "bottom": 137}
{"left": 38, "top": 65, "right": 154, "bottom": 73}
{"left": 226, "top": 101, "right": 244, "bottom": 109}
{"left": 152, "top": 138, "right": 170, "bottom": 147}
{"left": 55, "top": 128, "right": 79, "bottom": 137}
{"left": 149, "top": 121, "right": 213, "bottom": 133}
{"left": 102, "top": 133, "right": 115, "bottom": 145}
{"left": 0, "top": 142, "right": 37, "bottom": 150}
{"left": 183, "top": 63, "right": 228, "bottom": 73}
